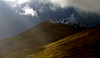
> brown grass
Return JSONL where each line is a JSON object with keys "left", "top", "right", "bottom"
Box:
{"left": 28, "top": 26, "right": 100, "bottom": 58}
{"left": 0, "top": 21, "right": 84, "bottom": 58}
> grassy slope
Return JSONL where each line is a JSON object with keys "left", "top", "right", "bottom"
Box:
{"left": 28, "top": 26, "right": 100, "bottom": 58}
{"left": 0, "top": 21, "right": 84, "bottom": 58}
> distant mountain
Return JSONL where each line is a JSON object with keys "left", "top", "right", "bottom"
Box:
{"left": 28, "top": 26, "right": 100, "bottom": 58}
{"left": 49, "top": 14, "right": 88, "bottom": 28}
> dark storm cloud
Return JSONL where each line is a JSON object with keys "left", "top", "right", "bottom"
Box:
{"left": 30, "top": 0, "right": 100, "bottom": 27}
{"left": 29, "top": 0, "right": 75, "bottom": 21}
{"left": 40, "top": 0, "right": 100, "bottom": 14}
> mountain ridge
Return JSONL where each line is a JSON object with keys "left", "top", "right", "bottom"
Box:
{"left": 0, "top": 21, "right": 85, "bottom": 58}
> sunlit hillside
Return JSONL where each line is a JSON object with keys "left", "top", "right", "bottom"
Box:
{"left": 27, "top": 26, "right": 100, "bottom": 58}
{"left": 0, "top": 21, "right": 85, "bottom": 58}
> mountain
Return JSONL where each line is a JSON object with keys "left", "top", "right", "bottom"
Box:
{"left": 27, "top": 26, "right": 100, "bottom": 58}
{"left": 0, "top": 21, "right": 85, "bottom": 58}
{"left": 49, "top": 14, "right": 88, "bottom": 27}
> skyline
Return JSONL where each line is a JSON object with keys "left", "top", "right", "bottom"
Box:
{"left": 0, "top": 0, "right": 100, "bottom": 39}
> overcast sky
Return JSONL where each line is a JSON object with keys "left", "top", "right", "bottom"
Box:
{"left": 0, "top": 0, "right": 100, "bottom": 39}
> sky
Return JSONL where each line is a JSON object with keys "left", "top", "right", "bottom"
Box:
{"left": 0, "top": 0, "right": 100, "bottom": 39}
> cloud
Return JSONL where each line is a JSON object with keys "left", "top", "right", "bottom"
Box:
{"left": 3, "top": 0, "right": 38, "bottom": 17}
{"left": 4, "top": 0, "right": 30, "bottom": 5}
{"left": 19, "top": 5, "right": 38, "bottom": 17}
{"left": 40, "top": 0, "right": 100, "bottom": 14}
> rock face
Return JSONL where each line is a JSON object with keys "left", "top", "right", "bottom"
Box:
{"left": 0, "top": 21, "right": 84, "bottom": 58}
{"left": 28, "top": 26, "right": 100, "bottom": 58}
